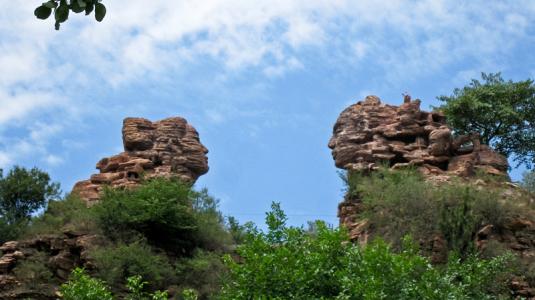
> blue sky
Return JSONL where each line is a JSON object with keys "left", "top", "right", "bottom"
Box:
{"left": 1, "top": 1, "right": 534, "bottom": 227}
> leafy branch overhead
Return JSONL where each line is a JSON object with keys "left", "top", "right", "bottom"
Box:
{"left": 34, "top": 0, "right": 106, "bottom": 30}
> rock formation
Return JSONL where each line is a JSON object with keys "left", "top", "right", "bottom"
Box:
{"left": 72, "top": 117, "right": 209, "bottom": 204}
{"left": 330, "top": 95, "right": 535, "bottom": 298}
{"left": 0, "top": 232, "right": 101, "bottom": 299}
{"left": 328, "top": 95, "right": 509, "bottom": 177}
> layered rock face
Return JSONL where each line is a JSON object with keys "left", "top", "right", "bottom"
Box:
{"left": 328, "top": 95, "right": 508, "bottom": 177}
{"left": 330, "top": 96, "right": 535, "bottom": 298}
{"left": 73, "top": 117, "right": 209, "bottom": 204}
{"left": 0, "top": 232, "right": 101, "bottom": 299}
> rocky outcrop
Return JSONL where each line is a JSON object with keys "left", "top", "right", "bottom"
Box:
{"left": 328, "top": 95, "right": 508, "bottom": 177}
{"left": 0, "top": 232, "right": 101, "bottom": 299}
{"left": 331, "top": 95, "right": 535, "bottom": 299}
{"left": 73, "top": 117, "right": 209, "bottom": 204}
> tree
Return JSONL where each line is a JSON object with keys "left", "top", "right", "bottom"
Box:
{"left": 34, "top": 0, "right": 106, "bottom": 30}
{"left": 219, "top": 202, "right": 513, "bottom": 299}
{"left": 437, "top": 72, "right": 535, "bottom": 168}
{"left": 0, "top": 166, "right": 61, "bottom": 224}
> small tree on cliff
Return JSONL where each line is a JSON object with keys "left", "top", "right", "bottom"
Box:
{"left": 34, "top": 0, "right": 106, "bottom": 30}
{"left": 437, "top": 72, "right": 535, "bottom": 168}
{"left": 0, "top": 166, "right": 60, "bottom": 242}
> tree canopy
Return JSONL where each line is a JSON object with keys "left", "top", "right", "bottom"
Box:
{"left": 0, "top": 166, "right": 60, "bottom": 243}
{"left": 34, "top": 0, "right": 106, "bottom": 30}
{"left": 437, "top": 72, "right": 535, "bottom": 168}
{"left": 0, "top": 166, "right": 61, "bottom": 224}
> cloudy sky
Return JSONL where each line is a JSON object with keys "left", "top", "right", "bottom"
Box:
{"left": 1, "top": 1, "right": 534, "bottom": 227}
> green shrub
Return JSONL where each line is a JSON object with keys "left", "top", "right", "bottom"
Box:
{"left": 125, "top": 275, "right": 169, "bottom": 300}
{"left": 60, "top": 268, "right": 114, "bottom": 300}
{"left": 95, "top": 178, "right": 198, "bottom": 253}
{"left": 12, "top": 251, "right": 56, "bottom": 287}
{"left": 0, "top": 217, "right": 27, "bottom": 243}
{"left": 438, "top": 187, "right": 479, "bottom": 256}
{"left": 345, "top": 168, "right": 518, "bottom": 256}
{"left": 220, "top": 203, "right": 513, "bottom": 299}
{"left": 181, "top": 288, "right": 199, "bottom": 300}
{"left": 347, "top": 168, "right": 439, "bottom": 248}
{"left": 175, "top": 250, "right": 226, "bottom": 299}
{"left": 60, "top": 268, "right": 169, "bottom": 300}
{"left": 190, "top": 188, "right": 232, "bottom": 251}
{"left": 23, "top": 194, "right": 97, "bottom": 238}
{"left": 92, "top": 240, "right": 176, "bottom": 290}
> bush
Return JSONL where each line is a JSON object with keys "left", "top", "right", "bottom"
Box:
{"left": 12, "top": 251, "right": 56, "bottom": 288}
{"left": 23, "top": 194, "right": 97, "bottom": 238}
{"left": 220, "top": 203, "right": 514, "bottom": 299}
{"left": 345, "top": 168, "right": 517, "bottom": 256}
{"left": 92, "top": 240, "right": 176, "bottom": 290}
{"left": 60, "top": 268, "right": 168, "bottom": 300}
{"left": 175, "top": 250, "right": 226, "bottom": 299}
{"left": 94, "top": 178, "right": 232, "bottom": 255}
{"left": 60, "top": 268, "right": 113, "bottom": 300}
{"left": 190, "top": 188, "right": 232, "bottom": 251}
{"left": 94, "top": 178, "right": 198, "bottom": 253}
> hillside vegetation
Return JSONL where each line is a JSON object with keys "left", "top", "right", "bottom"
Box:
{"left": 1, "top": 170, "right": 534, "bottom": 299}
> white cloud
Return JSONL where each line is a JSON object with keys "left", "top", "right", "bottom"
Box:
{"left": 44, "top": 154, "right": 64, "bottom": 167}
{"left": 0, "top": 0, "right": 533, "bottom": 167}
{"left": 0, "top": 152, "right": 11, "bottom": 169}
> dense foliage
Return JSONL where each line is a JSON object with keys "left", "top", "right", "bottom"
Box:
{"left": 343, "top": 168, "right": 522, "bottom": 257}
{"left": 34, "top": 0, "right": 106, "bottom": 30}
{"left": 220, "top": 203, "right": 513, "bottom": 299}
{"left": 0, "top": 166, "right": 60, "bottom": 243}
{"left": 94, "top": 178, "right": 199, "bottom": 253}
{"left": 437, "top": 72, "right": 535, "bottom": 168}
{"left": 60, "top": 268, "right": 167, "bottom": 300}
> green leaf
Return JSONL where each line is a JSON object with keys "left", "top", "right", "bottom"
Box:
{"left": 70, "top": 1, "right": 85, "bottom": 13}
{"left": 85, "top": 3, "right": 94, "bottom": 15}
{"left": 77, "top": 0, "right": 86, "bottom": 8}
{"left": 95, "top": 3, "right": 106, "bottom": 22}
{"left": 55, "top": 1, "right": 69, "bottom": 23}
{"left": 43, "top": 1, "right": 58, "bottom": 9}
{"left": 34, "top": 5, "right": 52, "bottom": 20}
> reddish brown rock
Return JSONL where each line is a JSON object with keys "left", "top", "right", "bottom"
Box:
{"left": 331, "top": 95, "right": 535, "bottom": 297}
{"left": 0, "top": 232, "right": 101, "bottom": 299}
{"left": 72, "top": 117, "right": 209, "bottom": 204}
{"left": 329, "top": 95, "right": 508, "bottom": 176}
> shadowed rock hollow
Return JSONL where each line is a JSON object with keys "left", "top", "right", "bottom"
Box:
{"left": 72, "top": 117, "right": 209, "bottom": 204}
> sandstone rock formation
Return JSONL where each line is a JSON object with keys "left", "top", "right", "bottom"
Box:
{"left": 73, "top": 117, "right": 209, "bottom": 204}
{"left": 331, "top": 95, "right": 535, "bottom": 298}
{"left": 328, "top": 95, "right": 509, "bottom": 177}
{"left": 0, "top": 232, "right": 101, "bottom": 299}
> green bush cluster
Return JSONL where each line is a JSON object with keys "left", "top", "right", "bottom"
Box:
{"left": 17, "top": 177, "right": 233, "bottom": 298}
{"left": 92, "top": 241, "right": 176, "bottom": 290}
{"left": 220, "top": 203, "right": 514, "bottom": 299}
{"left": 344, "top": 168, "right": 519, "bottom": 256}
{"left": 60, "top": 268, "right": 167, "bottom": 300}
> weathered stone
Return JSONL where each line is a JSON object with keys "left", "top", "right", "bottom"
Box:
{"left": 328, "top": 95, "right": 508, "bottom": 177}
{"left": 331, "top": 95, "right": 534, "bottom": 296}
{"left": 72, "top": 117, "right": 209, "bottom": 204}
